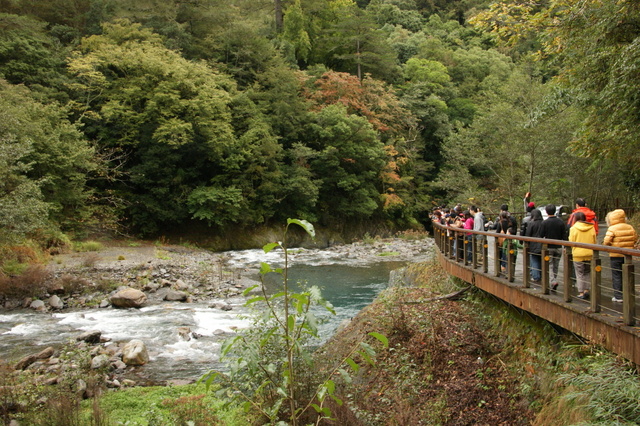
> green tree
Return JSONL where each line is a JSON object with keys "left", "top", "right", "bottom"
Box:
{"left": 313, "top": 3, "right": 401, "bottom": 82}
{"left": 307, "top": 104, "right": 387, "bottom": 222}
{"left": 67, "top": 20, "right": 237, "bottom": 234}
{"left": 0, "top": 13, "right": 74, "bottom": 101}
{"left": 0, "top": 79, "right": 95, "bottom": 241}
{"left": 435, "top": 71, "right": 589, "bottom": 209}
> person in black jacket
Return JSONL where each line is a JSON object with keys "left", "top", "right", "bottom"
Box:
{"left": 525, "top": 209, "right": 544, "bottom": 283}
{"left": 541, "top": 204, "right": 567, "bottom": 290}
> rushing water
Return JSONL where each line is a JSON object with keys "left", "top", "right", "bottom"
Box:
{"left": 0, "top": 247, "right": 410, "bottom": 382}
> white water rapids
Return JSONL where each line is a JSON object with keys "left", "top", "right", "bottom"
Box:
{"left": 1, "top": 241, "right": 431, "bottom": 381}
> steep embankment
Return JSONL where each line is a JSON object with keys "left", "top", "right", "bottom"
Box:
{"left": 317, "top": 261, "right": 640, "bottom": 425}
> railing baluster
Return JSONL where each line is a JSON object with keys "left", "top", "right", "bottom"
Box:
{"left": 494, "top": 237, "right": 501, "bottom": 277}
{"left": 591, "top": 252, "right": 601, "bottom": 313}
{"left": 563, "top": 247, "right": 572, "bottom": 302}
{"left": 482, "top": 239, "right": 488, "bottom": 273}
{"left": 507, "top": 241, "right": 515, "bottom": 282}
{"left": 623, "top": 255, "right": 635, "bottom": 326}
{"left": 541, "top": 245, "right": 549, "bottom": 294}
{"left": 523, "top": 242, "right": 530, "bottom": 288}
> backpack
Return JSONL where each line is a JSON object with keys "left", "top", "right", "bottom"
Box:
{"left": 497, "top": 224, "right": 508, "bottom": 246}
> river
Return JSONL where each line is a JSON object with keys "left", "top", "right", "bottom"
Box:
{"left": 0, "top": 244, "right": 427, "bottom": 382}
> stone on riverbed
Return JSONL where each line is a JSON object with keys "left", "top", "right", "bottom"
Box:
{"left": 122, "top": 339, "right": 149, "bottom": 366}
{"left": 110, "top": 288, "right": 147, "bottom": 308}
{"left": 164, "top": 289, "right": 188, "bottom": 302}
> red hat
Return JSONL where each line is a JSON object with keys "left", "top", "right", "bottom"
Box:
{"left": 528, "top": 202, "right": 535, "bottom": 208}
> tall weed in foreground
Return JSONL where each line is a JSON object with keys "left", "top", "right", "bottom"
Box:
{"left": 202, "top": 219, "right": 387, "bottom": 425}
{"left": 556, "top": 353, "right": 640, "bottom": 424}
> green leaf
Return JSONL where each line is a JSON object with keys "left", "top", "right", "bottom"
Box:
{"left": 220, "top": 336, "right": 241, "bottom": 356}
{"left": 200, "top": 370, "right": 219, "bottom": 390}
{"left": 338, "top": 368, "right": 352, "bottom": 384}
{"left": 277, "top": 387, "right": 288, "bottom": 397}
{"left": 263, "top": 242, "right": 279, "bottom": 253}
{"left": 246, "top": 295, "right": 266, "bottom": 305}
{"left": 330, "top": 393, "right": 343, "bottom": 406}
{"left": 368, "top": 332, "right": 389, "bottom": 348}
{"left": 287, "top": 314, "right": 295, "bottom": 331}
{"left": 325, "top": 379, "right": 335, "bottom": 394}
{"left": 360, "top": 341, "right": 376, "bottom": 358}
{"left": 259, "top": 262, "right": 272, "bottom": 275}
{"left": 242, "top": 284, "right": 259, "bottom": 296}
{"left": 287, "top": 218, "right": 316, "bottom": 238}
{"left": 346, "top": 357, "right": 360, "bottom": 374}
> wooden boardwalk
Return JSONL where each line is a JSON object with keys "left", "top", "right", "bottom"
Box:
{"left": 432, "top": 222, "right": 640, "bottom": 365}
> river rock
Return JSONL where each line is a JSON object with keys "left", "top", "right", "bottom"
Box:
{"left": 99, "top": 299, "right": 110, "bottom": 308}
{"left": 177, "top": 327, "right": 191, "bottom": 341}
{"left": 173, "top": 279, "right": 189, "bottom": 290}
{"left": 15, "top": 354, "right": 38, "bottom": 370}
{"left": 48, "top": 295, "right": 64, "bottom": 309}
{"left": 30, "top": 300, "right": 46, "bottom": 311}
{"left": 110, "top": 288, "right": 147, "bottom": 308}
{"left": 90, "top": 354, "right": 110, "bottom": 370}
{"left": 164, "top": 289, "right": 188, "bottom": 302}
{"left": 76, "top": 330, "right": 102, "bottom": 344}
{"left": 122, "top": 339, "right": 149, "bottom": 366}
{"left": 36, "top": 347, "right": 55, "bottom": 359}
{"left": 48, "top": 281, "right": 65, "bottom": 295}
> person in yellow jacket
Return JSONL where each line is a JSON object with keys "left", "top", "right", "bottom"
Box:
{"left": 603, "top": 209, "right": 638, "bottom": 302}
{"left": 569, "top": 212, "right": 596, "bottom": 300}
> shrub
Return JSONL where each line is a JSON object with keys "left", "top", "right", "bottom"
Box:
{"left": 73, "top": 241, "right": 104, "bottom": 252}
{"left": 203, "top": 219, "right": 388, "bottom": 425}
{"left": 81, "top": 253, "right": 101, "bottom": 268}
{"left": 0, "top": 264, "right": 51, "bottom": 299}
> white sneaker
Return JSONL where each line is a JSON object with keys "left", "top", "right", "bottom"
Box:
{"left": 612, "top": 297, "right": 623, "bottom": 303}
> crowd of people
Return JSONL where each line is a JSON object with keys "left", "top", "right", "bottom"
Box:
{"left": 431, "top": 198, "right": 638, "bottom": 303}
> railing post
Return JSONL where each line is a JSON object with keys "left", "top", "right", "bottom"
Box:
{"left": 563, "top": 247, "right": 572, "bottom": 303}
{"left": 507, "top": 240, "right": 515, "bottom": 282}
{"left": 523, "top": 241, "right": 530, "bottom": 288}
{"left": 623, "top": 255, "right": 635, "bottom": 326}
{"left": 494, "top": 236, "right": 501, "bottom": 278}
{"left": 482, "top": 238, "right": 488, "bottom": 274}
{"left": 471, "top": 235, "right": 478, "bottom": 269}
{"left": 541, "top": 244, "right": 549, "bottom": 294}
{"left": 591, "top": 252, "right": 601, "bottom": 313}
{"left": 463, "top": 233, "right": 469, "bottom": 266}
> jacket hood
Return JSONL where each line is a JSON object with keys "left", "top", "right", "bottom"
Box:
{"left": 607, "top": 209, "right": 627, "bottom": 226}
{"left": 573, "top": 221, "right": 594, "bottom": 232}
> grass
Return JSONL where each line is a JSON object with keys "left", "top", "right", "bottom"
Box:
{"left": 74, "top": 240, "right": 104, "bottom": 252}
{"left": 83, "top": 384, "right": 248, "bottom": 425}
{"left": 377, "top": 251, "right": 400, "bottom": 256}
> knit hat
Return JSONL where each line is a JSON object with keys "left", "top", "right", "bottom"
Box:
{"left": 528, "top": 202, "right": 535, "bottom": 208}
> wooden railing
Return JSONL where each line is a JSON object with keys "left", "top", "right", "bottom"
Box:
{"left": 432, "top": 221, "right": 640, "bottom": 326}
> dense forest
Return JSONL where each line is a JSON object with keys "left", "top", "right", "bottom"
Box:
{"left": 1, "top": 0, "right": 639, "bottom": 250}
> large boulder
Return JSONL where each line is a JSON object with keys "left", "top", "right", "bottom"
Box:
{"left": 110, "top": 288, "right": 147, "bottom": 308}
{"left": 122, "top": 340, "right": 149, "bottom": 366}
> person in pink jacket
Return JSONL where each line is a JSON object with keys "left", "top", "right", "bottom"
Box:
{"left": 603, "top": 209, "right": 637, "bottom": 302}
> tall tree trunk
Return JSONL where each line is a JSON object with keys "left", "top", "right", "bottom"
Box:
{"left": 275, "top": 0, "right": 283, "bottom": 32}
{"left": 356, "top": 39, "right": 362, "bottom": 80}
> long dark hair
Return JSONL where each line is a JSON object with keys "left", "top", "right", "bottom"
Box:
{"left": 530, "top": 209, "right": 543, "bottom": 221}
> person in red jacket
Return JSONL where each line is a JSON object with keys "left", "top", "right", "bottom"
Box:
{"left": 566, "top": 198, "right": 598, "bottom": 236}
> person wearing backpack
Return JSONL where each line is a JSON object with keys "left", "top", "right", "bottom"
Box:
{"left": 566, "top": 198, "right": 598, "bottom": 236}
{"left": 541, "top": 204, "right": 567, "bottom": 290}
{"left": 525, "top": 209, "right": 544, "bottom": 283}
